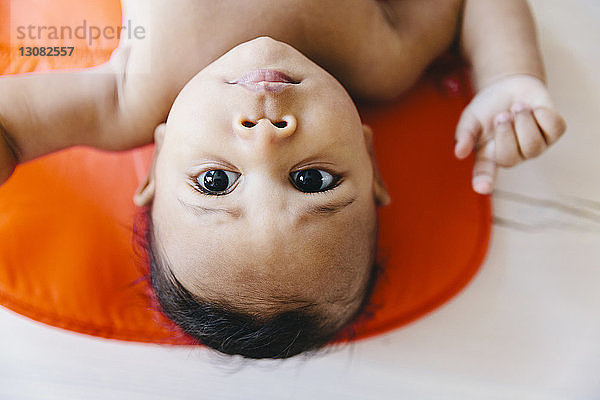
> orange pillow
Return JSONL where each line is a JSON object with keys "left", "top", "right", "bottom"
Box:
{"left": 0, "top": 0, "right": 490, "bottom": 344}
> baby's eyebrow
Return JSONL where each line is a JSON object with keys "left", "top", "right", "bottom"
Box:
{"left": 177, "top": 195, "right": 356, "bottom": 220}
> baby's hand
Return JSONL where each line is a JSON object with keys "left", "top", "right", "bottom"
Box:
{"left": 454, "top": 75, "right": 566, "bottom": 194}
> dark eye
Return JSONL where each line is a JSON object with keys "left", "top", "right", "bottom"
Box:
{"left": 290, "top": 169, "right": 338, "bottom": 193}
{"left": 195, "top": 170, "right": 240, "bottom": 195}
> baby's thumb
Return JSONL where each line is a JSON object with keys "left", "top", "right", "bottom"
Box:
{"left": 472, "top": 139, "right": 497, "bottom": 195}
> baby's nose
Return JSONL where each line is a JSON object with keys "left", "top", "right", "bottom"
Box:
{"left": 233, "top": 116, "right": 297, "bottom": 140}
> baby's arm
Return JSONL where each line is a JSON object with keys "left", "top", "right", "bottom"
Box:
{"left": 0, "top": 66, "right": 117, "bottom": 184}
{"left": 455, "top": 0, "right": 566, "bottom": 194}
{"left": 0, "top": 59, "right": 153, "bottom": 186}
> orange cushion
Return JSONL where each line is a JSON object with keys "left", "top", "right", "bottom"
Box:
{"left": 0, "top": 0, "right": 490, "bottom": 344}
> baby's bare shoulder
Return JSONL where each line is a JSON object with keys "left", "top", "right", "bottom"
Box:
{"left": 364, "top": 0, "right": 462, "bottom": 92}
{"left": 321, "top": 0, "right": 462, "bottom": 98}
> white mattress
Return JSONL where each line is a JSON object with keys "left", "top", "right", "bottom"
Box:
{"left": 1, "top": 0, "right": 599, "bottom": 398}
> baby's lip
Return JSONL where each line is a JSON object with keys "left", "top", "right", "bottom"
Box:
{"left": 229, "top": 69, "right": 299, "bottom": 92}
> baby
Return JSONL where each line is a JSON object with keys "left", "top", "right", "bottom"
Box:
{"left": 0, "top": 0, "right": 565, "bottom": 358}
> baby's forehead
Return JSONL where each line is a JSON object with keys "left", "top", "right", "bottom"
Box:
{"left": 166, "top": 223, "right": 368, "bottom": 306}
{"left": 152, "top": 185, "right": 377, "bottom": 314}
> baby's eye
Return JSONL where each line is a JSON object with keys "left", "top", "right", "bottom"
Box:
{"left": 195, "top": 170, "right": 241, "bottom": 195}
{"left": 290, "top": 169, "right": 339, "bottom": 193}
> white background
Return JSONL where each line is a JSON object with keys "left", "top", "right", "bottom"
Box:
{"left": 1, "top": 1, "right": 599, "bottom": 399}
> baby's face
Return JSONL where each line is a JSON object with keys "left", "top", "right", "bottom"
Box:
{"left": 143, "top": 37, "right": 384, "bottom": 320}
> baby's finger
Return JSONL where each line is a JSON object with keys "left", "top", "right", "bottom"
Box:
{"left": 455, "top": 110, "right": 482, "bottom": 159}
{"left": 472, "top": 140, "right": 496, "bottom": 195}
{"left": 512, "top": 103, "right": 547, "bottom": 159}
{"left": 494, "top": 112, "right": 521, "bottom": 167}
{"left": 533, "top": 107, "right": 567, "bottom": 145}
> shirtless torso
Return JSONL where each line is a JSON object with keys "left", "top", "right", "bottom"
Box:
{"left": 113, "top": 0, "right": 461, "bottom": 148}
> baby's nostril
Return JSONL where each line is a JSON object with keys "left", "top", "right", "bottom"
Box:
{"left": 242, "top": 121, "right": 256, "bottom": 128}
{"left": 273, "top": 121, "right": 287, "bottom": 128}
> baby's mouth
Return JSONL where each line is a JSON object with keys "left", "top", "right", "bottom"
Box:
{"left": 229, "top": 69, "right": 300, "bottom": 93}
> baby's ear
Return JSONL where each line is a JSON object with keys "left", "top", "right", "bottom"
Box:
{"left": 363, "top": 125, "right": 391, "bottom": 207}
{"left": 133, "top": 124, "right": 166, "bottom": 207}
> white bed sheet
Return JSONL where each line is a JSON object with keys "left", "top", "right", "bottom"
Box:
{"left": 1, "top": 1, "right": 599, "bottom": 398}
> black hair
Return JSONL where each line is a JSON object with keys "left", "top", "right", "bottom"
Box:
{"left": 134, "top": 205, "right": 382, "bottom": 359}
